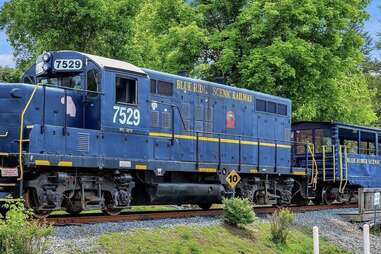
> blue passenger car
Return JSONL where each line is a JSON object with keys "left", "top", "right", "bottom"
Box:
{"left": 0, "top": 51, "right": 310, "bottom": 216}
{"left": 292, "top": 121, "right": 381, "bottom": 204}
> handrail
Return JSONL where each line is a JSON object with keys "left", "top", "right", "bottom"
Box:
{"left": 338, "top": 145, "right": 343, "bottom": 193}
{"left": 18, "top": 84, "right": 40, "bottom": 181}
{"left": 342, "top": 146, "right": 348, "bottom": 192}
{"left": 332, "top": 145, "right": 336, "bottom": 183}
{"left": 307, "top": 144, "right": 318, "bottom": 189}
{"left": 322, "top": 146, "right": 326, "bottom": 182}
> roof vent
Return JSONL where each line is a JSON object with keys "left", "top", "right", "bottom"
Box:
{"left": 177, "top": 70, "right": 188, "bottom": 77}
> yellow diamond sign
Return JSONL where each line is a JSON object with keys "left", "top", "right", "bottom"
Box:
{"left": 225, "top": 170, "right": 241, "bottom": 188}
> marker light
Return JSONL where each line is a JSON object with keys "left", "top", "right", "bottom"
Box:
{"left": 42, "top": 52, "right": 51, "bottom": 62}
{"left": 43, "top": 63, "right": 50, "bottom": 71}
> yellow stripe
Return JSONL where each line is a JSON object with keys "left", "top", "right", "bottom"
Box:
{"left": 149, "top": 132, "right": 172, "bottom": 138}
{"left": 241, "top": 140, "right": 257, "bottom": 145}
{"left": 58, "top": 161, "right": 73, "bottom": 167}
{"left": 277, "top": 144, "right": 291, "bottom": 148}
{"left": 35, "top": 160, "right": 50, "bottom": 166}
{"left": 250, "top": 169, "right": 258, "bottom": 174}
{"left": 221, "top": 138, "right": 239, "bottom": 144}
{"left": 0, "top": 183, "right": 17, "bottom": 186}
{"left": 199, "top": 137, "right": 219, "bottom": 142}
{"left": 148, "top": 132, "right": 291, "bottom": 148}
{"left": 175, "top": 134, "right": 196, "bottom": 140}
{"left": 293, "top": 171, "right": 306, "bottom": 176}
{"left": 136, "top": 164, "right": 147, "bottom": 170}
{"left": 198, "top": 168, "right": 217, "bottom": 173}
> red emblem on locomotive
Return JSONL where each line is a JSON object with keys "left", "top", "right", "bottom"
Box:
{"left": 226, "top": 111, "right": 235, "bottom": 129}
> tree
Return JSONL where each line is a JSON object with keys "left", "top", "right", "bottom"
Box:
{"left": 128, "top": 0, "right": 207, "bottom": 73}
{"left": 192, "top": 0, "right": 376, "bottom": 124}
{"left": 0, "top": 66, "right": 21, "bottom": 82}
{"left": 0, "top": 0, "right": 141, "bottom": 69}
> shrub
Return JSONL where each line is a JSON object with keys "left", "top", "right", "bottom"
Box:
{"left": 0, "top": 200, "right": 53, "bottom": 254}
{"left": 222, "top": 197, "right": 255, "bottom": 227}
{"left": 270, "top": 208, "right": 294, "bottom": 244}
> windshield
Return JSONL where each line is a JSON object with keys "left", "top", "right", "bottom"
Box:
{"left": 40, "top": 74, "right": 81, "bottom": 89}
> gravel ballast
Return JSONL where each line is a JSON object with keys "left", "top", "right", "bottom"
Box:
{"left": 293, "top": 208, "right": 381, "bottom": 254}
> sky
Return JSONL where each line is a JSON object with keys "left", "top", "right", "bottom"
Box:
{"left": 0, "top": 0, "right": 380, "bottom": 67}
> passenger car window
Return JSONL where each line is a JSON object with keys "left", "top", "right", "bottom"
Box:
{"left": 294, "top": 129, "right": 313, "bottom": 154}
{"left": 116, "top": 77, "right": 137, "bottom": 104}
{"left": 315, "top": 129, "right": 332, "bottom": 153}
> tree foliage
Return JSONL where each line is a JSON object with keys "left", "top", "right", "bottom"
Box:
{"left": 0, "top": 0, "right": 377, "bottom": 124}
{"left": 0, "top": 67, "right": 21, "bottom": 83}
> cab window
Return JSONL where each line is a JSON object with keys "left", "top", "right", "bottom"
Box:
{"left": 116, "top": 77, "right": 137, "bottom": 104}
{"left": 41, "top": 75, "right": 81, "bottom": 89}
{"left": 87, "top": 69, "right": 100, "bottom": 96}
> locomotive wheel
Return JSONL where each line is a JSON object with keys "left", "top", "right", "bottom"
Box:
{"left": 102, "top": 208, "right": 123, "bottom": 216}
{"left": 64, "top": 200, "right": 83, "bottom": 215}
{"left": 198, "top": 203, "right": 212, "bottom": 211}
{"left": 102, "top": 192, "right": 123, "bottom": 216}
{"left": 322, "top": 186, "right": 339, "bottom": 205}
{"left": 24, "top": 189, "right": 51, "bottom": 219}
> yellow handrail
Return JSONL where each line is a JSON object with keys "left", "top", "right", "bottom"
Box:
{"left": 338, "top": 145, "right": 343, "bottom": 193}
{"left": 307, "top": 144, "right": 318, "bottom": 189}
{"left": 342, "top": 146, "right": 348, "bottom": 192}
{"left": 322, "top": 146, "right": 326, "bottom": 182}
{"left": 18, "top": 84, "right": 40, "bottom": 181}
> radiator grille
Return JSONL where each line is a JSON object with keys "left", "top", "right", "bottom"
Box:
{"left": 78, "top": 133, "right": 90, "bottom": 153}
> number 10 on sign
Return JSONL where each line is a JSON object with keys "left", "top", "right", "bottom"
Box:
{"left": 226, "top": 170, "right": 241, "bottom": 188}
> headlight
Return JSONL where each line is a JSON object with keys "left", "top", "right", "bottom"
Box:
{"left": 42, "top": 52, "right": 51, "bottom": 62}
{"left": 43, "top": 63, "right": 50, "bottom": 71}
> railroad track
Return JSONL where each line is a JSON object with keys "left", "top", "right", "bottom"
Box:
{"left": 44, "top": 203, "right": 356, "bottom": 225}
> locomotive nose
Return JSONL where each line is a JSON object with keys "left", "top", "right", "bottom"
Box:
{"left": 0, "top": 83, "right": 31, "bottom": 154}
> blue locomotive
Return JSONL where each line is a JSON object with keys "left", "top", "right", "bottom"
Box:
{"left": 0, "top": 50, "right": 374, "bottom": 216}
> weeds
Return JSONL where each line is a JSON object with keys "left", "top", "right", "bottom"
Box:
{"left": 0, "top": 199, "right": 52, "bottom": 254}
{"left": 270, "top": 208, "right": 294, "bottom": 244}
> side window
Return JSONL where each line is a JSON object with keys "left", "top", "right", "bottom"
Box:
{"left": 360, "top": 131, "right": 376, "bottom": 155}
{"left": 315, "top": 129, "right": 332, "bottom": 153}
{"left": 150, "top": 79, "right": 173, "bottom": 96}
{"left": 256, "top": 99, "right": 266, "bottom": 112}
{"left": 294, "top": 129, "right": 313, "bottom": 154}
{"left": 339, "top": 128, "right": 358, "bottom": 154}
{"left": 87, "top": 69, "right": 100, "bottom": 96}
{"left": 277, "top": 104, "right": 287, "bottom": 116}
{"left": 116, "top": 77, "right": 137, "bottom": 104}
{"left": 267, "top": 101, "right": 276, "bottom": 113}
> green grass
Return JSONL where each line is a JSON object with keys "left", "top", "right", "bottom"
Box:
{"left": 91, "top": 223, "right": 351, "bottom": 254}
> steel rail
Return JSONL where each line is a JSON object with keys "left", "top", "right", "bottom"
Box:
{"left": 44, "top": 204, "right": 356, "bottom": 225}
